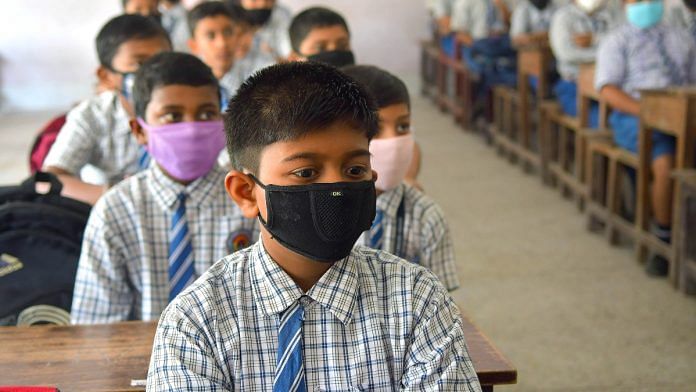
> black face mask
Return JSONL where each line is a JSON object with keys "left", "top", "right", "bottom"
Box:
{"left": 684, "top": 0, "right": 696, "bottom": 11}
{"left": 530, "top": 0, "right": 550, "bottom": 10}
{"left": 307, "top": 50, "right": 356, "bottom": 68}
{"left": 249, "top": 175, "right": 376, "bottom": 263}
{"left": 246, "top": 8, "right": 273, "bottom": 26}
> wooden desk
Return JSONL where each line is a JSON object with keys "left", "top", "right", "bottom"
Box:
{"left": 0, "top": 315, "right": 516, "bottom": 391}
{"left": 637, "top": 88, "right": 696, "bottom": 284}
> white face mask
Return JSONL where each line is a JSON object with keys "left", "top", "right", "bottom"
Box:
{"left": 576, "top": 0, "right": 606, "bottom": 14}
{"left": 369, "top": 134, "right": 415, "bottom": 192}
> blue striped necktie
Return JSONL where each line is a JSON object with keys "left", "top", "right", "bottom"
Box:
{"left": 370, "top": 209, "right": 384, "bottom": 250}
{"left": 168, "top": 193, "right": 195, "bottom": 302}
{"left": 274, "top": 302, "right": 306, "bottom": 392}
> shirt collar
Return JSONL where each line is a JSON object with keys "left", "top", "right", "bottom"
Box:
{"left": 250, "top": 239, "right": 360, "bottom": 325}
{"left": 376, "top": 183, "right": 405, "bottom": 218}
{"left": 148, "top": 163, "right": 227, "bottom": 211}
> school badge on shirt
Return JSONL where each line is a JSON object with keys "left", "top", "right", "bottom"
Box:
{"left": 226, "top": 229, "right": 253, "bottom": 253}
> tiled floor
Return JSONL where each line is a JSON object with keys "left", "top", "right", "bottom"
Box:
{"left": 1, "top": 97, "right": 695, "bottom": 390}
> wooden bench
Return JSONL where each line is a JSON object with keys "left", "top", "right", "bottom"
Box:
{"left": 420, "top": 38, "right": 441, "bottom": 100}
{"left": 636, "top": 88, "right": 696, "bottom": 284}
{"left": 0, "top": 315, "right": 517, "bottom": 391}
{"left": 673, "top": 170, "right": 696, "bottom": 294}
{"left": 491, "top": 41, "right": 554, "bottom": 171}
{"left": 541, "top": 63, "right": 611, "bottom": 209}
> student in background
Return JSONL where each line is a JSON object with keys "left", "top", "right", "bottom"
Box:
{"left": 187, "top": 1, "right": 274, "bottom": 101}
{"left": 510, "top": 0, "right": 560, "bottom": 46}
{"left": 342, "top": 65, "right": 460, "bottom": 292}
{"left": 229, "top": 0, "right": 292, "bottom": 60}
{"left": 160, "top": 0, "right": 191, "bottom": 52}
{"left": 71, "top": 52, "right": 258, "bottom": 325}
{"left": 595, "top": 0, "right": 696, "bottom": 276}
{"left": 122, "top": 0, "right": 160, "bottom": 18}
{"left": 287, "top": 6, "right": 355, "bottom": 67}
{"left": 147, "top": 61, "right": 481, "bottom": 391}
{"left": 549, "top": 0, "right": 619, "bottom": 127}
{"left": 667, "top": 0, "right": 696, "bottom": 42}
{"left": 43, "top": 14, "right": 171, "bottom": 205}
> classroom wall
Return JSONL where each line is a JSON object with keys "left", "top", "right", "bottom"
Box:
{"left": 0, "top": 1, "right": 429, "bottom": 113}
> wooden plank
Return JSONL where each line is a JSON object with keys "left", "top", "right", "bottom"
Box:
{"left": 0, "top": 314, "right": 518, "bottom": 390}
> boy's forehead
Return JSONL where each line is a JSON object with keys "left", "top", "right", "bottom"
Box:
{"left": 112, "top": 37, "right": 170, "bottom": 67}
{"left": 303, "top": 25, "right": 350, "bottom": 43}
{"left": 149, "top": 84, "right": 219, "bottom": 105}
{"left": 195, "top": 15, "right": 237, "bottom": 32}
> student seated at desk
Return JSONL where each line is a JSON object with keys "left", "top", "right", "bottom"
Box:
{"left": 43, "top": 14, "right": 171, "bottom": 205}
{"left": 187, "top": 1, "right": 274, "bottom": 103}
{"left": 595, "top": 0, "right": 696, "bottom": 276}
{"left": 122, "top": 0, "right": 159, "bottom": 18}
{"left": 342, "top": 65, "right": 460, "bottom": 292}
{"left": 451, "top": 0, "right": 519, "bottom": 99}
{"left": 667, "top": 0, "right": 696, "bottom": 42}
{"left": 70, "top": 52, "right": 258, "bottom": 325}
{"left": 549, "top": 0, "right": 619, "bottom": 127}
{"left": 287, "top": 6, "right": 355, "bottom": 67}
{"left": 230, "top": 0, "right": 292, "bottom": 60}
{"left": 510, "top": 0, "right": 560, "bottom": 47}
{"left": 147, "top": 62, "right": 481, "bottom": 391}
{"left": 427, "top": 0, "right": 458, "bottom": 55}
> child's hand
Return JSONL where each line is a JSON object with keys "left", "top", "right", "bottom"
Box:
{"left": 573, "top": 33, "right": 593, "bottom": 48}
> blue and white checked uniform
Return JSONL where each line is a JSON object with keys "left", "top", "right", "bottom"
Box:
{"left": 451, "top": 0, "right": 513, "bottom": 39}
{"left": 667, "top": 3, "right": 696, "bottom": 43}
{"left": 252, "top": 2, "right": 292, "bottom": 59}
{"left": 510, "top": 0, "right": 561, "bottom": 38}
{"left": 219, "top": 49, "right": 275, "bottom": 99}
{"left": 595, "top": 23, "right": 696, "bottom": 158}
{"left": 70, "top": 164, "right": 258, "bottom": 324}
{"left": 43, "top": 90, "right": 139, "bottom": 186}
{"left": 428, "top": 0, "right": 457, "bottom": 18}
{"left": 358, "top": 183, "right": 460, "bottom": 292}
{"left": 147, "top": 240, "right": 481, "bottom": 391}
{"left": 549, "top": 3, "right": 618, "bottom": 81}
{"left": 160, "top": 3, "right": 190, "bottom": 53}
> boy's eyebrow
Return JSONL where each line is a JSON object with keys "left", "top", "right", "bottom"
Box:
{"left": 281, "top": 149, "right": 370, "bottom": 163}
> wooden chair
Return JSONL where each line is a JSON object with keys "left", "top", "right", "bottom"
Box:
{"left": 541, "top": 63, "right": 610, "bottom": 209}
{"left": 635, "top": 88, "right": 696, "bottom": 284}
{"left": 673, "top": 170, "right": 696, "bottom": 295}
{"left": 492, "top": 42, "right": 554, "bottom": 170}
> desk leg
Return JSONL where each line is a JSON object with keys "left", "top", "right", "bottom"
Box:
{"left": 636, "top": 124, "right": 653, "bottom": 263}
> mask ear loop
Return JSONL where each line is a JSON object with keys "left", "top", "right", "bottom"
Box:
{"left": 244, "top": 173, "right": 272, "bottom": 228}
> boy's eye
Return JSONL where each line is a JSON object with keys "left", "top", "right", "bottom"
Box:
{"left": 206, "top": 32, "right": 216, "bottom": 40}
{"left": 346, "top": 166, "right": 368, "bottom": 177}
{"left": 198, "top": 110, "right": 219, "bottom": 121}
{"left": 292, "top": 168, "right": 317, "bottom": 179}
{"left": 397, "top": 123, "right": 411, "bottom": 134}
{"left": 160, "top": 112, "right": 182, "bottom": 123}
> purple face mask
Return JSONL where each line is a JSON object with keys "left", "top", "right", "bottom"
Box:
{"left": 137, "top": 118, "right": 226, "bottom": 182}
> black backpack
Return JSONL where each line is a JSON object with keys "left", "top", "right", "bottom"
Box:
{"left": 0, "top": 172, "right": 91, "bottom": 325}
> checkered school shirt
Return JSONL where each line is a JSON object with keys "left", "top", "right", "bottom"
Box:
{"left": 595, "top": 24, "right": 696, "bottom": 98}
{"left": 358, "top": 183, "right": 460, "bottom": 292}
{"left": 219, "top": 50, "right": 275, "bottom": 98}
{"left": 147, "top": 240, "right": 481, "bottom": 391}
{"left": 43, "top": 90, "right": 140, "bottom": 186}
{"left": 667, "top": 3, "right": 696, "bottom": 42}
{"left": 549, "top": 3, "right": 619, "bottom": 81}
{"left": 70, "top": 164, "right": 258, "bottom": 325}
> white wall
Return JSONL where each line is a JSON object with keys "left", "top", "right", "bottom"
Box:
{"left": 0, "top": 1, "right": 429, "bottom": 113}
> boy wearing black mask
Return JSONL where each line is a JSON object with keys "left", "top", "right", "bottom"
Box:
{"left": 229, "top": 0, "right": 292, "bottom": 59}
{"left": 287, "top": 6, "right": 356, "bottom": 68}
{"left": 148, "top": 62, "right": 481, "bottom": 391}
{"left": 510, "top": 0, "right": 559, "bottom": 46}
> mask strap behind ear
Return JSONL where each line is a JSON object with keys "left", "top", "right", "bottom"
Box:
{"left": 245, "top": 173, "right": 266, "bottom": 189}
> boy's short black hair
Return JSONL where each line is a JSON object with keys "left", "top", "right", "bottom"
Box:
{"left": 224, "top": 62, "right": 378, "bottom": 172}
{"left": 289, "top": 7, "right": 350, "bottom": 53}
{"left": 341, "top": 65, "right": 411, "bottom": 109}
{"left": 132, "top": 52, "right": 220, "bottom": 119}
{"left": 188, "top": 2, "right": 249, "bottom": 35}
{"left": 96, "top": 14, "right": 170, "bottom": 70}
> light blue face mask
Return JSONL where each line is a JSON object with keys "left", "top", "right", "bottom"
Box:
{"left": 626, "top": 1, "right": 664, "bottom": 29}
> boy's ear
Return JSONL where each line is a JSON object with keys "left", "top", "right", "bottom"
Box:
{"left": 129, "top": 118, "right": 148, "bottom": 146}
{"left": 225, "top": 170, "right": 260, "bottom": 219}
{"left": 96, "top": 66, "right": 117, "bottom": 91}
{"left": 371, "top": 169, "right": 378, "bottom": 183}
